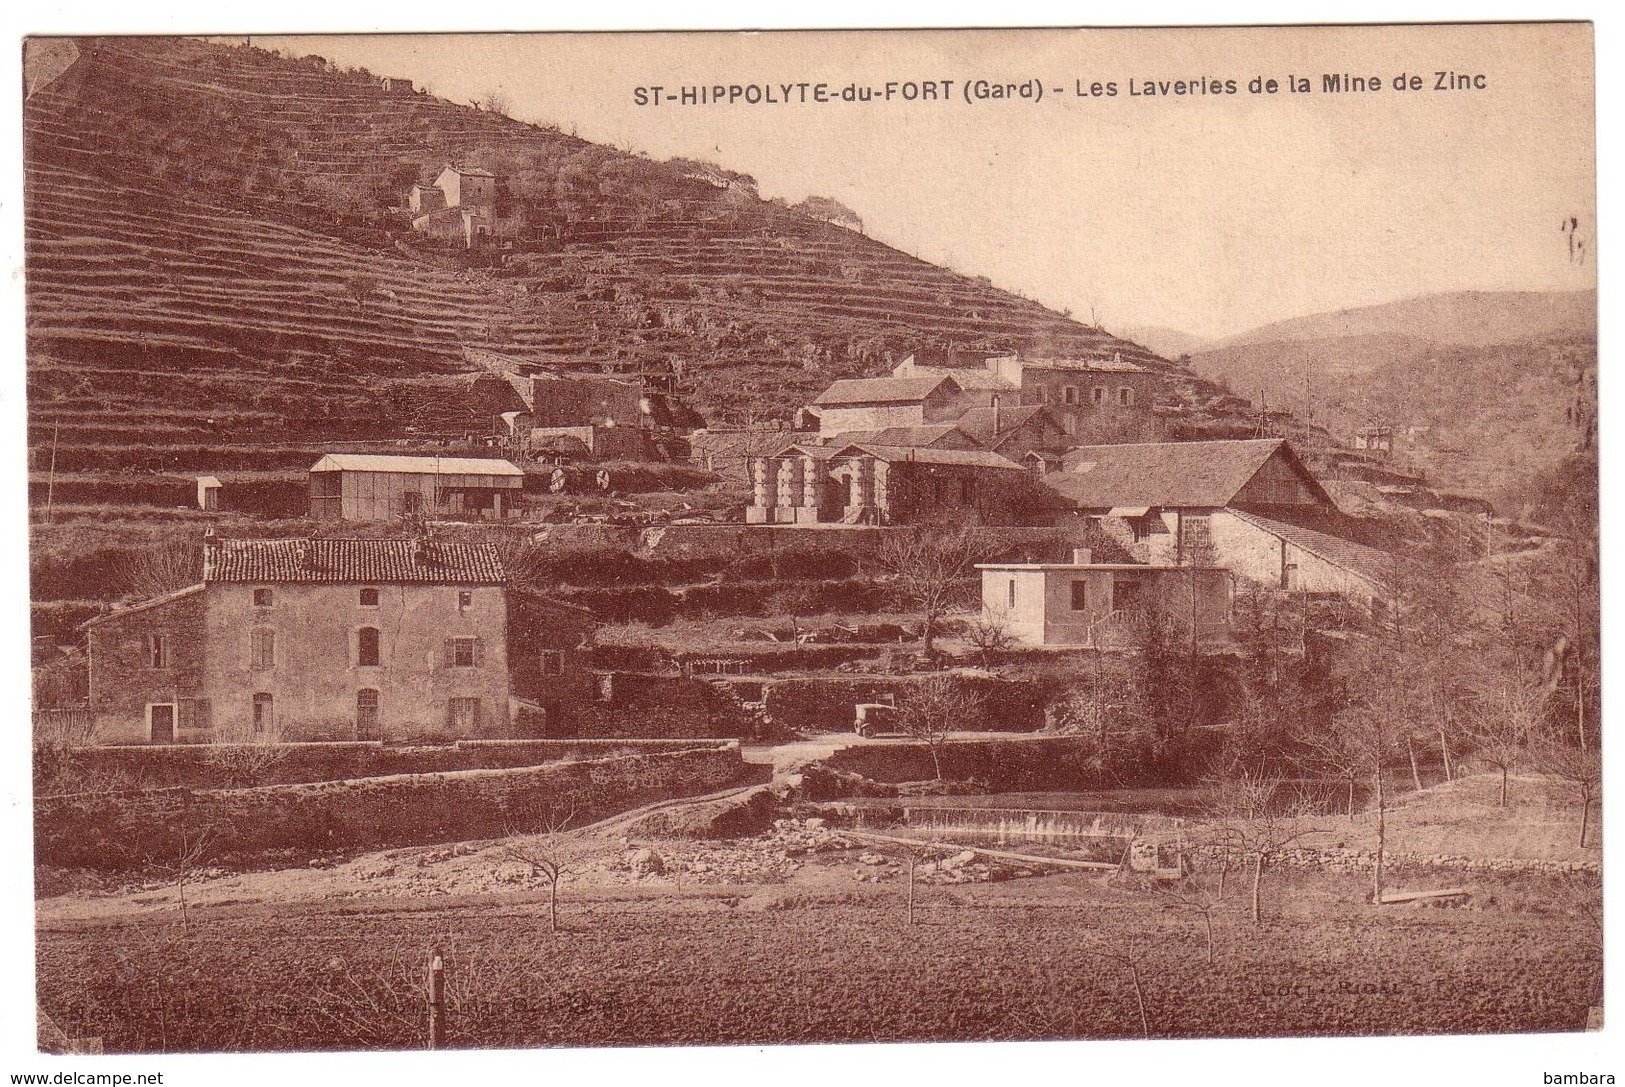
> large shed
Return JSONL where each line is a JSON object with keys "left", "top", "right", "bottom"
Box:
{"left": 308, "top": 453, "right": 525, "bottom": 522}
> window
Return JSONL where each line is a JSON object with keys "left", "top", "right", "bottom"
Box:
{"left": 1033, "top": 386, "right": 1048, "bottom": 403}
{"left": 1062, "top": 385, "right": 1079, "bottom": 405}
{"left": 1070, "top": 580, "right": 1088, "bottom": 611}
{"left": 1091, "top": 386, "right": 1106, "bottom": 405}
{"left": 447, "top": 636, "right": 480, "bottom": 668}
{"left": 1117, "top": 386, "right": 1134, "bottom": 406}
{"left": 253, "top": 588, "right": 274, "bottom": 607}
{"left": 250, "top": 628, "right": 275, "bottom": 670}
{"left": 358, "top": 626, "right": 381, "bottom": 667}
{"left": 541, "top": 650, "right": 564, "bottom": 676}
{"left": 402, "top": 491, "right": 423, "bottom": 513}
{"left": 447, "top": 697, "right": 482, "bottom": 731}
{"left": 148, "top": 633, "right": 167, "bottom": 669}
{"left": 1008, "top": 579, "right": 1017, "bottom": 609}
{"left": 252, "top": 692, "right": 273, "bottom": 735}
{"left": 359, "top": 587, "right": 380, "bottom": 606}
{"left": 356, "top": 689, "right": 379, "bottom": 739}
{"left": 958, "top": 478, "right": 974, "bottom": 504}
{"left": 458, "top": 590, "right": 473, "bottom": 610}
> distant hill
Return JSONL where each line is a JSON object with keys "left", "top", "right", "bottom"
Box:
{"left": 24, "top": 35, "right": 1220, "bottom": 487}
{"left": 1111, "top": 325, "right": 1213, "bottom": 362}
{"left": 1215, "top": 290, "right": 1596, "bottom": 351}
{"left": 1186, "top": 290, "right": 1597, "bottom": 499}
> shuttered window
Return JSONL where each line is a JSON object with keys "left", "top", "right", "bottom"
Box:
{"left": 250, "top": 628, "right": 275, "bottom": 670}
{"left": 447, "top": 697, "right": 482, "bottom": 731}
{"left": 148, "top": 633, "right": 167, "bottom": 669}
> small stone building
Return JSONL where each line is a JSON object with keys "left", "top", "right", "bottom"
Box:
{"left": 410, "top": 165, "right": 498, "bottom": 249}
{"left": 808, "top": 375, "right": 969, "bottom": 437}
{"left": 977, "top": 550, "right": 1232, "bottom": 649}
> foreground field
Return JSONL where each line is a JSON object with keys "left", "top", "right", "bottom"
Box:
{"left": 37, "top": 844, "right": 1599, "bottom": 1052}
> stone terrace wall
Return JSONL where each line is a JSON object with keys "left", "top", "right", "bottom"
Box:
{"left": 37, "top": 744, "right": 750, "bottom": 869}
{"left": 39, "top": 737, "right": 736, "bottom": 792}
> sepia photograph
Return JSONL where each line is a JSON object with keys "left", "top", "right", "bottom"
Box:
{"left": 13, "top": 11, "right": 1605, "bottom": 1075}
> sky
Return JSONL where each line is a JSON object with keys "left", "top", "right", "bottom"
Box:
{"left": 252, "top": 23, "right": 1595, "bottom": 341}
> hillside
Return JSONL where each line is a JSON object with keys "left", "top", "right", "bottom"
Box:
{"left": 1185, "top": 290, "right": 1597, "bottom": 497}
{"left": 24, "top": 35, "right": 1215, "bottom": 489}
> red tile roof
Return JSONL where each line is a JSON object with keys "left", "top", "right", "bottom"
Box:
{"left": 205, "top": 538, "right": 507, "bottom": 585}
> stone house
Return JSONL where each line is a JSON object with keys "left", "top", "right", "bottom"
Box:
{"left": 79, "top": 537, "right": 597, "bottom": 745}
{"left": 808, "top": 375, "right": 969, "bottom": 437}
{"left": 977, "top": 549, "right": 1232, "bottom": 649}
{"left": 891, "top": 351, "right": 1162, "bottom": 443}
{"left": 410, "top": 165, "right": 499, "bottom": 249}
{"left": 1038, "top": 438, "right": 1392, "bottom": 602}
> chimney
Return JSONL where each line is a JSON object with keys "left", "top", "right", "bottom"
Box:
{"left": 202, "top": 528, "right": 221, "bottom": 579}
{"left": 413, "top": 537, "right": 431, "bottom": 566}
{"left": 1072, "top": 548, "right": 1093, "bottom": 566}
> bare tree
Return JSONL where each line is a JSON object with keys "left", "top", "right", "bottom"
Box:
{"left": 1151, "top": 867, "right": 1228, "bottom": 966}
{"left": 119, "top": 539, "right": 202, "bottom": 599}
{"left": 872, "top": 527, "right": 991, "bottom": 655}
{"left": 499, "top": 810, "right": 579, "bottom": 933}
{"left": 1467, "top": 670, "right": 1549, "bottom": 807}
{"left": 146, "top": 825, "right": 218, "bottom": 935}
{"left": 963, "top": 606, "right": 1016, "bottom": 668}
{"left": 1047, "top": 652, "right": 1155, "bottom": 784}
{"left": 1537, "top": 742, "right": 1601, "bottom": 848}
{"left": 1203, "top": 768, "right": 1320, "bottom": 924}
{"left": 895, "top": 674, "right": 985, "bottom": 781}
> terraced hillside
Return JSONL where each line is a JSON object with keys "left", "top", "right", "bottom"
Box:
{"left": 25, "top": 36, "right": 1218, "bottom": 491}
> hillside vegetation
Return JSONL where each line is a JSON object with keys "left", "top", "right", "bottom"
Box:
{"left": 25, "top": 35, "right": 1201, "bottom": 486}
{"left": 1185, "top": 290, "right": 1596, "bottom": 496}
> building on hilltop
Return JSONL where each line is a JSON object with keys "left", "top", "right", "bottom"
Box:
{"left": 977, "top": 548, "right": 1232, "bottom": 649}
{"left": 1037, "top": 438, "right": 1392, "bottom": 602}
{"left": 410, "top": 164, "right": 499, "bottom": 249}
{"left": 308, "top": 453, "right": 526, "bottom": 521}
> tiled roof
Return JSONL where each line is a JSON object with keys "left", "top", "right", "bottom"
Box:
{"left": 812, "top": 375, "right": 957, "bottom": 406}
{"left": 822, "top": 424, "right": 971, "bottom": 449}
{"left": 1043, "top": 439, "right": 1294, "bottom": 509}
{"left": 828, "top": 444, "right": 1026, "bottom": 471}
{"left": 206, "top": 538, "right": 507, "bottom": 585}
{"left": 310, "top": 453, "right": 524, "bottom": 476}
{"left": 951, "top": 405, "right": 1052, "bottom": 448}
{"left": 903, "top": 364, "right": 1016, "bottom": 391}
{"left": 1228, "top": 510, "right": 1394, "bottom": 592}
{"left": 80, "top": 584, "right": 205, "bottom": 629}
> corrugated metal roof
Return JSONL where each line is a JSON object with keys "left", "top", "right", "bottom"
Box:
{"left": 310, "top": 453, "right": 524, "bottom": 476}
{"left": 206, "top": 538, "right": 507, "bottom": 584}
{"left": 1229, "top": 510, "right": 1394, "bottom": 592}
{"left": 1042, "top": 439, "right": 1294, "bottom": 509}
{"left": 812, "top": 375, "right": 957, "bottom": 406}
